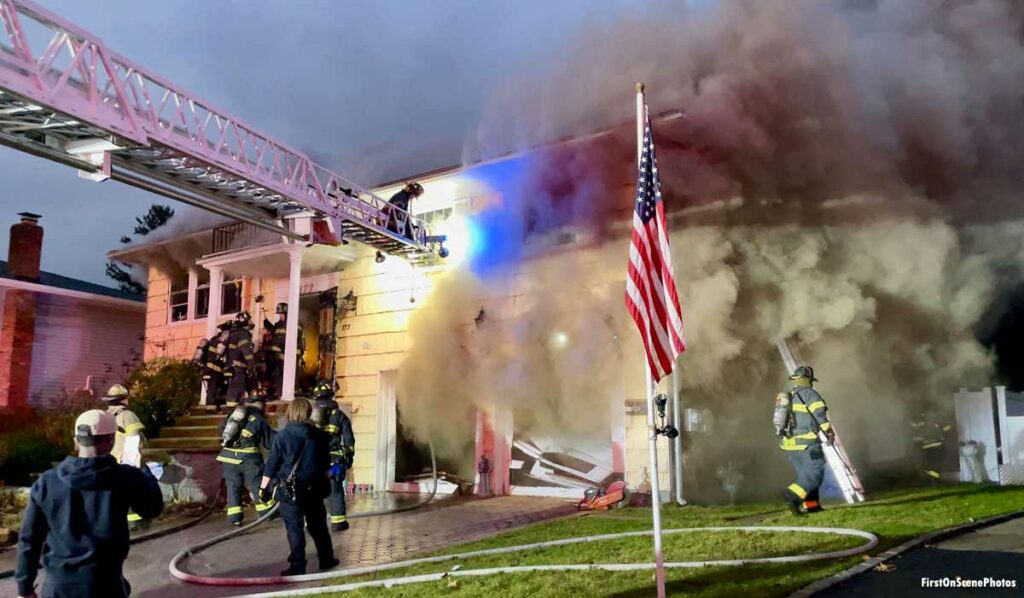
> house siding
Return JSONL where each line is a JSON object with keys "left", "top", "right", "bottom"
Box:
{"left": 26, "top": 293, "right": 144, "bottom": 407}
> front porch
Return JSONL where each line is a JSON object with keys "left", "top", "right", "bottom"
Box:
{"left": 195, "top": 221, "right": 357, "bottom": 401}
{"left": 108, "top": 215, "right": 357, "bottom": 402}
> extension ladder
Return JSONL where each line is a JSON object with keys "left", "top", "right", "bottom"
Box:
{"left": 776, "top": 340, "right": 866, "bottom": 504}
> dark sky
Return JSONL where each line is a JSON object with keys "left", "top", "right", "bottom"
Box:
{"left": 0, "top": 0, "right": 651, "bottom": 285}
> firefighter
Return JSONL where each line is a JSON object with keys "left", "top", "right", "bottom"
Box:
{"left": 264, "top": 303, "right": 304, "bottom": 400}
{"left": 911, "top": 412, "right": 956, "bottom": 483}
{"left": 196, "top": 321, "right": 232, "bottom": 410}
{"left": 311, "top": 380, "right": 354, "bottom": 531}
{"left": 103, "top": 384, "right": 149, "bottom": 530}
{"left": 387, "top": 182, "right": 424, "bottom": 237}
{"left": 217, "top": 394, "right": 276, "bottom": 526}
{"left": 14, "top": 410, "right": 163, "bottom": 598}
{"left": 774, "top": 365, "right": 834, "bottom": 516}
{"left": 224, "top": 312, "right": 256, "bottom": 408}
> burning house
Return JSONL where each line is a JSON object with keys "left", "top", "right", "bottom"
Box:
{"left": 100, "top": 0, "right": 1024, "bottom": 501}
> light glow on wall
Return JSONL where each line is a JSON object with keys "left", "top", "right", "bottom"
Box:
{"left": 439, "top": 215, "right": 482, "bottom": 265}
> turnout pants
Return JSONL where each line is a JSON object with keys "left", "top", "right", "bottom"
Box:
{"left": 921, "top": 445, "right": 945, "bottom": 482}
{"left": 279, "top": 491, "right": 334, "bottom": 571}
{"left": 221, "top": 455, "right": 274, "bottom": 524}
{"left": 786, "top": 443, "right": 826, "bottom": 508}
{"left": 225, "top": 367, "right": 248, "bottom": 406}
{"left": 204, "top": 371, "right": 224, "bottom": 407}
{"left": 267, "top": 356, "right": 284, "bottom": 399}
{"left": 329, "top": 468, "right": 348, "bottom": 527}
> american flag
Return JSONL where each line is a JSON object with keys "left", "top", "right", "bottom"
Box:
{"left": 625, "top": 109, "right": 686, "bottom": 382}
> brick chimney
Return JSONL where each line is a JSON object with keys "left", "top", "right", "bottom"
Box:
{"left": 8, "top": 212, "right": 43, "bottom": 280}
{"left": 0, "top": 212, "right": 42, "bottom": 409}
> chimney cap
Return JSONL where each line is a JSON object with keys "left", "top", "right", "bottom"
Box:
{"left": 18, "top": 212, "right": 42, "bottom": 221}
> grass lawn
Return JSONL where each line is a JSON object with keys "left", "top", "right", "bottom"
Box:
{"left": 310, "top": 484, "right": 1024, "bottom": 597}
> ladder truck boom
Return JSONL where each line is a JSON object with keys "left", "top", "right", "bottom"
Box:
{"left": 0, "top": 0, "right": 441, "bottom": 261}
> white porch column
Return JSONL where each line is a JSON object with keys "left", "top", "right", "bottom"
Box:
{"left": 201, "top": 266, "right": 224, "bottom": 405}
{"left": 186, "top": 268, "right": 199, "bottom": 321}
{"left": 282, "top": 250, "right": 302, "bottom": 400}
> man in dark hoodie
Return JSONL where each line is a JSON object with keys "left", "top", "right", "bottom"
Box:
{"left": 15, "top": 409, "right": 164, "bottom": 598}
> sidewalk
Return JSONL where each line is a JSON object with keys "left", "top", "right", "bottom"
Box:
{"left": 826, "top": 518, "right": 1024, "bottom": 596}
{"left": 0, "top": 494, "right": 576, "bottom": 598}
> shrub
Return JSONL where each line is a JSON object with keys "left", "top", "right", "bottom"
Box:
{"left": 127, "top": 357, "right": 201, "bottom": 438}
{"left": 0, "top": 429, "right": 65, "bottom": 486}
{"left": 0, "top": 392, "right": 96, "bottom": 486}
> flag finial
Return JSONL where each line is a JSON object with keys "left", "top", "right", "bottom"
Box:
{"left": 636, "top": 82, "right": 645, "bottom": 93}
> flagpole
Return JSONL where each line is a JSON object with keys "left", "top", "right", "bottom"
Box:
{"left": 637, "top": 81, "right": 668, "bottom": 598}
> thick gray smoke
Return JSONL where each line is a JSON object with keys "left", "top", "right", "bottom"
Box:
{"left": 396, "top": 0, "right": 1024, "bottom": 497}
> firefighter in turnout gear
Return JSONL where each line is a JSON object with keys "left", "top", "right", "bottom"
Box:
{"left": 264, "top": 302, "right": 305, "bottom": 400}
{"left": 196, "top": 321, "right": 232, "bottom": 410}
{"left": 224, "top": 312, "right": 256, "bottom": 408}
{"left": 311, "top": 380, "right": 354, "bottom": 532}
{"left": 217, "top": 395, "right": 276, "bottom": 525}
{"left": 774, "top": 365, "right": 834, "bottom": 516}
{"left": 102, "top": 384, "right": 149, "bottom": 529}
{"left": 911, "top": 412, "right": 955, "bottom": 483}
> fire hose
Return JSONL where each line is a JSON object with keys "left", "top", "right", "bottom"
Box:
{"left": 242, "top": 525, "right": 879, "bottom": 596}
{"left": 169, "top": 441, "right": 439, "bottom": 586}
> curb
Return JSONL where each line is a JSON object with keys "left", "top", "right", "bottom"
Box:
{"left": 788, "top": 508, "right": 1024, "bottom": 597}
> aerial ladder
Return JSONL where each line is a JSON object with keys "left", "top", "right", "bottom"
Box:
{"left": 0, "top": 0, "right": 446, "bottom": 264}
{"left": 777, "top": 339, "right": 866, "bottom": 504}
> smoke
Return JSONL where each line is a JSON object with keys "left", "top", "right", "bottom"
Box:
{"left": 468, "top": 0, "right": 1024, "bottom": 215}
{"left": 111, "top": 208, "right": 232, "bottom": 286}
{"left": 399, "top": 0, "right": 1024, "bottom": 497}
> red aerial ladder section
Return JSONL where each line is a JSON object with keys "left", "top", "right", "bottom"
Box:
{"left": 0, "top": 0, "right": 442, "bottom": 262}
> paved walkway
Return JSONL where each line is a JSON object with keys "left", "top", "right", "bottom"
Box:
{"left": 827, "top": 518, "right": 1024, "bottom": 597}
{"left": 1, "top": 494, "right": 576, "bottom": 598}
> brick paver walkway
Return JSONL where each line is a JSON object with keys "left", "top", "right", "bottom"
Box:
{"left": 1, "top": 495, "right": 576, "bottom": 598}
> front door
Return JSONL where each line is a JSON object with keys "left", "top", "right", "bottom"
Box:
{"left": 317, "top": 288, "right": 337, "bottom": 382}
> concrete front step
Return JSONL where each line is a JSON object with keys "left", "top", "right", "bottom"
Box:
{"left": 161, "top": 425, "right": 220, "bottom": 439}
{"left": 176, "top": 414, "right": 224, "bottom": 427}
{"left": 148, "top": 436, "right": 222, "bottom": 450}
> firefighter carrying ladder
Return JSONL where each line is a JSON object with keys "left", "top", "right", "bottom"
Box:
{"left": 776, "top": 340, "right": 866, "bottom": 504}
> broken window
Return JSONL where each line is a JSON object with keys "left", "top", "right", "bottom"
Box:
{"left": 195, "top": 271, "right": 210, "bottom": 318}
{"left": 221, "top": 276, "right": 242, "bottom": 315}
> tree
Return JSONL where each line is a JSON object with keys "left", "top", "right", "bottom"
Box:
{"left": 106, "top": 204, "right": 175, "bottom": 295}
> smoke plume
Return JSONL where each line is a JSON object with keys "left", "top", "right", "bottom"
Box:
{"left": 396, "top": 0, "right": 1024, "bottom": 497}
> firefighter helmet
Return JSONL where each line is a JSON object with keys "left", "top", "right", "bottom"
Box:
{"left": 234, "top": 311, "right": 253, "bottom": 328}
{"left": 789, "top": 365, "right": 818, "bottom": 381}
{"left": 102, "top": 384, "right": 129, "bottom": 402}
{"left": 276, "top": 302, "right": 288, "bottom": 315}
{"left": 405, "top": 182, "right": 424, "bottom": 197}
{"left": 312, "top": 380, "right": 334, "bottom": 401}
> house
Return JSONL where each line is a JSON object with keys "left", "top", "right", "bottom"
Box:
{"left": 0, "top": 213, "right": 145, "bottom": 409}
{"left": 109, "top": 119, "right": 922, "bottom": 501}
{"left": 106, "top": 126, "right": 664, "bottom": 498}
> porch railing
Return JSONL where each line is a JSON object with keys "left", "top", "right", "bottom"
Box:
{"left": 211, "top": 221, "right": 281, "bottom": 254}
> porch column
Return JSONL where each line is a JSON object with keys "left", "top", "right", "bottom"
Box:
{"left": 282, "top": 250, "right": 302, "bottom": 400}
{"left": 201, "top": 266, "right": 224, "bottom": 405}
{"left": 186, "top": 268, "right": 199, "bottom": 321}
